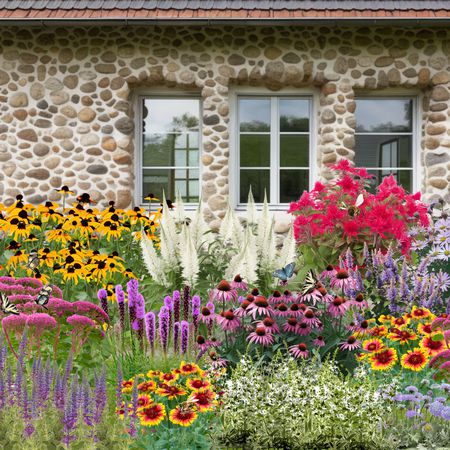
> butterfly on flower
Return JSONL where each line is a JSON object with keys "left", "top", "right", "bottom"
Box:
{"left": 0, "top": 293, "right": 19, "bottom": 315}
{"left": 26, "top": 249, "right": 39, "bottom": 272}
{"left": 35, "top": 285, "right": 52, "bottom": 310}
{"left": 272, "top": 262, "right": 295, "bottom": 283}
{"left": 301, "top": 270, "right": 320, "bottom": 296}
{"left": 340, "top": 193, "right": 364, "bottom": 217}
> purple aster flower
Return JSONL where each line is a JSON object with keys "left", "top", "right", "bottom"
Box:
{"left": 405, "top": 409, "right": 417, "bottom": 419}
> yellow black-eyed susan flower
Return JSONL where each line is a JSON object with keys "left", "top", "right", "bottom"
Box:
{"left": 55, "top": 186, "right": 75, "bottom": 196}
{"left": 46, "top": 224, "right": 71, "bottom": 245}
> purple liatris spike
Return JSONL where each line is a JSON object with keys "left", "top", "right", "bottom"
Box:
{"left": 145, "top": 312, "right": 155, "bottom": 352}
{"left": 116, "top": 284, "right": 126, "bottom": 333}
{"left": 158, "top": 306, "right": 170, "bottom": 353}
{"left": 183, "top": 285, "right": 190, "bottom": 321}
{"left": 192, "top": 295, "right": 200, "bottom": 333}
{"left": 97, "top": 289, "right": 109, "bottom": 317}
{"left": 164, "top": 296, "right": 173, "bottom": 311}
{"left": 127, "top": 279, "right": 139, "bottom": 306}
{"left": 173, "top": 322, "right": 180, "bottom": 353}
{"left": 180, "top": 320, "right": 189, "bottom": 354}
{"left": 173, "top": 290, "right": 181, "bottom": 324}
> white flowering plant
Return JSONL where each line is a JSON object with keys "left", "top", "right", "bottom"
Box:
{"left": 216, "top": 354, "right": 396, "bottom": 450}
{"left": 139, "top": 191, "right": 295, "bottom": 296}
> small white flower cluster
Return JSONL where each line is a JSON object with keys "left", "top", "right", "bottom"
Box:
{"left": 220, "top": 356, "right": 390, "bottom": 449}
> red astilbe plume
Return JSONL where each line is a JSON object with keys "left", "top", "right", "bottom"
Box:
{"left": 288, "top": 161, "right": 429, "bottom": 263}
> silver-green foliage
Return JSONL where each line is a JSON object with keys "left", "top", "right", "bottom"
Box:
{"left": 218, "top": 356, "right": 395, "bottom": 450}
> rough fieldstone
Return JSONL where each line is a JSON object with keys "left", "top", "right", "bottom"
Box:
{"left": 431, "top": 86, "right": 450, "bottom": 102}
{"left": 115, "top": 117, "right": 134, "bottom": 134}
{"left": 78, "top": 107, "right": 96, "bottom": 122}
{"left": 33, "top": 144, "right": 50, "bottom": 156}
{"left": 9, "top": 92, "right": 28, "bottom": 107}
{"left": 425, "top": 152, "right": 450, "bottom": 166}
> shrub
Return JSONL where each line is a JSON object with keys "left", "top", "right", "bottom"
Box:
{"left": 218, "top": 355, "right": 393, "bottom": 449}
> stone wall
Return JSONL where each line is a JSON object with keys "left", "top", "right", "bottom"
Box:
{"left": 0, "top": 25, "right": 449, "bottom": 222}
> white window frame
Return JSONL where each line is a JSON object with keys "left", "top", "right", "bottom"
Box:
{"left": 354, "top": 92, "right": 421, "bottom": 193}
{"left": 134, "top": 90, "right": 202, "bottom": 210}
{"left": 229, "top": 87, "right": 318, "bottom": 210}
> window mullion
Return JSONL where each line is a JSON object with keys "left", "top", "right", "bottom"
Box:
{"left": 271, "top": 97, "right": 279, "bottom": 205}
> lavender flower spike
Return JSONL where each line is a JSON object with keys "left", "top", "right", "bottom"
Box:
{"left": 145, "top": 312, "right": 156, "bottom": 353}
{"left": 183, "top": 285, "right": 190, "bottom": 321}
{"left": 158, "top": 307, "right": 170, "bottom": 353}
{"left": 173, "top": 322, "right": 180, "bottom": 353}
{"left": 115, "top": 285, "right": 126, "bottom": 333}
{"left": 173, "top": 290, "right": 181, "bottom": 324}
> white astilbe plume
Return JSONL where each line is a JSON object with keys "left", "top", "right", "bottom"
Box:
{"left": 190, "top": 200, "right": 213, "bottom": 250}
{"left": 256, "top": 191, "right": 271, "bottom": 248}
{"left": 219, "top": 202, "right": 243, "bottom": 248}
{"left": 277, "top": 225, "right": 296, "bottom": 268}
{"left": 160, "top": 192, "right": 179, "bottom": 247}
{"left": 140, "top": 231, "right": 170, "bottom": 287}
{"left": 246, "top": 187, "right": 257, "bottom": 227}
{"left": 225, "top": 227, "right": 258, "bottom": 284}
{"left": 174, "top": 190, "right": 186, "bottom": 224}
{"left": 259, "top": 222, "right": 277, "bottom": 272}
{"left": 159, "top": 224, "right": 179, "bottom": 267}
{"left": 179, "top": 224, "right": 199, "bottom": 287}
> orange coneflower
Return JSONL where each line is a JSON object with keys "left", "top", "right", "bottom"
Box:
{"left": 169, "top": 405, "right": 197, "bottom": 427}
{"left": 400, "top": 348, "right": 429, "bottom": 371}
{"left": 138, "top": 403, "right": 166, "bottom": 427}
{"left": 369, "top": 347, "right": 398, "bottom": 371}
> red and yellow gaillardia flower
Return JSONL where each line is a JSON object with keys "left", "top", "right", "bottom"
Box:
{"left": 136, "top": 394, "right": 153, "bottom": 410}
{"left": 418, "top": 323, "right": 434, "bottom": 336}
{"left": 137, "top": 380, "right": 156, "bottom": 393}
{"left": 155, "top": 385, "right": 187, "bottom": 400}
{"left": 189, "top": 389, "right": 216, "bottom": 412}
{"left": 411, "top": 306, "right": 433, "bottom": 321}
{"left": 362, "top": 338, "right": 384, "bottom": 353}
{"left": 419, "top": 334, "right": 446, "bottom": 356}
{"left": 390, "top": 316, "right": 410, "bottom": 329}
{"left": 169, "top": 405, "right": 198, "bottom": 427}
{"left": 138, "top": 403, "right": 166, "bottom": 427}
{"left": 159, "top": 372, "right": 179, "bottom": 384}
{"left": 121, "top": 379, "right": 134, "bottom": 393}
{"left": 146, "top": 370, "right": 162, "bottom": 378}
{"left": 369, "top": 325, "right": 388, "bottom": 337}
{"left": 179, "top": 362, "right": 201, "bottom": 375}
{"left": 369, "top": 347, "right": 398, "bottom": 371}
{"left": 400, "top": 348, "right": 429, "bottom": 371}
{"left": 387, "top": 328, "right": 418, "bottom": 344}
{"left": 186, "top": 378, "right": 211, "bottom": 392}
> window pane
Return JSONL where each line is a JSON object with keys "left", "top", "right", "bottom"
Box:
{"left": 143, "top": 99, "right": 200, "bottom": 134}
{"left": 239, "top": 98, "right": 271, "bottom": 132}
{"left": 366, "top": 170, "right": 412, "bottom": 193}
{"left": 355, "top": 135, "right": 412, "bottom": 168}
{"left": 143, "top": 132, "right": 199, "bottom": 167}
{"left": 240, "top": 134, "right": 270, "bottom": 167}
{"left": 355, "top": 99, "right": 412, "bottom": 133}
{"left": 280, "top": 99, "right": 309, "bottom": 132}
{"left": 240, "top": 170, "right": 270, "bottom": 203}
{"left": 280, "top": 170, "right": 309, "bottom": 203}
{"left": 280, "top": 135, "right": 309, "bottom": 167}
{"left": 143, "top": 168, "right": 199, "bottom": 203}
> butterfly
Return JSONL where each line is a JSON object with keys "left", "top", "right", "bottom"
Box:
{"left": 340, "top": 193, "right": 364, "bottom": 217}
{"left": 272, "top": 262, "right": 296, "bottom": 282}
{"left": 0, "top": 292, "right": 19, "bottom": 315}
{"left": 301, "top": 270, "right": 320, "bottom": 296}
{"left": 26, "top": 249, "right": 39, "bottom": 272}
{"left": 35, "top": 285, "right": 52, "bottom": 310}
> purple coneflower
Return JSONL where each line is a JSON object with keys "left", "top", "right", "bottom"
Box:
{"left": 321, "top": 264, "right": 336, "bottom": 279}
{"left": 210, "top": 280, "right": 237, "bottom": 303}
{"left": 231, "top": 274, "right": 248, "bottom": 291}
{"left": 339, "top": 335, "right": 361, "bottom": 351}
{"left": 208, "top": 351, "right": 228, "bottom": 370}
{"left": 296, "top": 322, "right": 312, "bottom": 336}
{"left": 298, "top": 289, "right": 322, "bottom": 305}
{"left": 247, "top": 326, "right": 274, "bottom": 346}
{"left": 247, "top": 295, "right": 273, "bottom": 319}
{"left": 199, "top": 303, "right": 216, "bottom": 324}
{"left": 283, "top": 317, "right": 299, "bottom": 333}
{"left": 302, "top": 309, "right": 321, "bottom": 328}
{"left": 274, "top": 302, "right": 290, "bottom": 317}
{"left": 289, "top": 343, "right": 309, "bottom": 359}
{"left": 282, "top": 290, "right": 294, "bottom": 303}
{"left": 313, "top": 335, "right": 326, "bottom": 347}
{"left": 196, "top": 335, "right": 209, "bottom": 352}
{"left": 234, "top": 299, "right": 252, "bottom": 317}
{"left": 330, "top": 269, "right": 355, "bottom": 292}
{"left": 268, "top": 290, "right": 283, "bottom": 304}
{"left": 327, "top": 296, "right": 348, "bottom": 318}
{"left": 287, "top": 303, "right": 303, "bottom": 318}
{"left": 217, "top": 310, "right": 241, "bottom": 331}
{"left": 350, "top": 293, "right": 368, "bottom": 309}
{"left": 257, "top": 317, "right": 280, "bottom": 334}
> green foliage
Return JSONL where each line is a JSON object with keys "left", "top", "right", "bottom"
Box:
{"left": 216, "top": 355, "right": 396, "bottom": 450}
